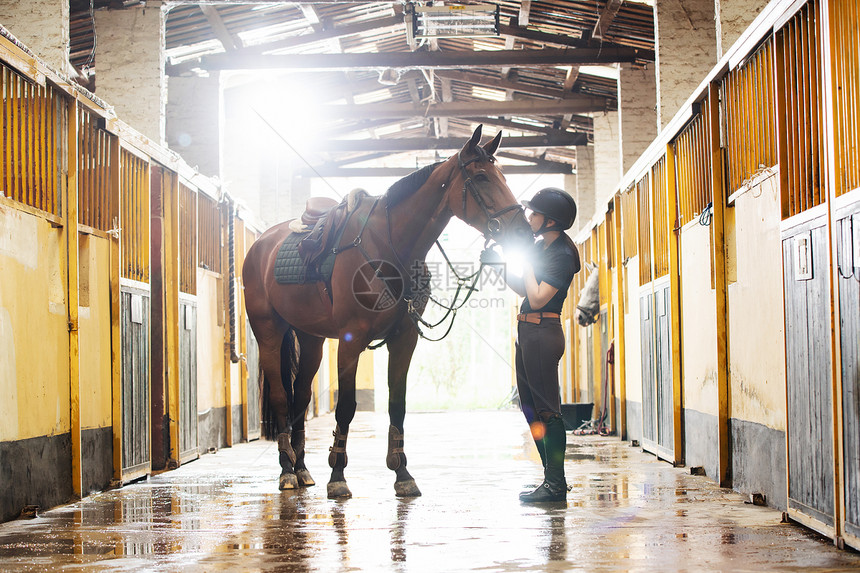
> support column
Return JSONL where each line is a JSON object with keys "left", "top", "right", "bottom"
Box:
{"left": 94, "top": 4, "right": 166, "bottom": 144}
{"left": 716, "top": 0, "right": 770, "bottom": 59}
{"left": 167, "top": 74, "right": 221, "bottom": 178}
{"left": 593, "top": 111, "right": 622, "bottom": 207}
{"left": 654, "top": 0, "right": 717, "bottom": 129}
{"left": 574, "top": 146, "right": 595, "bottom": 237}
{"left": 0, "top": 0, "right": 70, "bottom": 73}
{"left": 619, "top": 63, "right": 658, "bottom": 172}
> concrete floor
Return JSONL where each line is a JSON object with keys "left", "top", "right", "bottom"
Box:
{"left": 1, "top": 410, "right": 858, "bottom": 572}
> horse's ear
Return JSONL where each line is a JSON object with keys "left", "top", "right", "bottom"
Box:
{"left": 465, "top": 124, "right": 483, "bottom": 152}
{"left": 483, "top": 131, "right": 502, "bottom": 156}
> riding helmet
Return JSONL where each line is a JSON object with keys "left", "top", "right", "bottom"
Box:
{"left": 522, "top": 187, "right": 577, "bottom": 230}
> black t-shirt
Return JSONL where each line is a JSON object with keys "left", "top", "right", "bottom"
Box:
{"left": 519, "top": 234, "right": 581, "bottom": 314}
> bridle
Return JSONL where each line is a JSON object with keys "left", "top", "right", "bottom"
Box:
{"left": 457, "top": 149, "right": 524, "bottom": 241}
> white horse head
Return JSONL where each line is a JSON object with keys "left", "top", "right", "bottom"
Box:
{"left": 575, "top": 262, "right": 599, "bottom": 326}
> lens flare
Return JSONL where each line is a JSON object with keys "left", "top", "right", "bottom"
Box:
{"left": 530, "top": 421, "right": 546, "bottom": 440}
{"left": 344, "top": 332, "right": 353, "bottom": 342}
{"left": 503, "top": 246, "right": 528, "bottom": 277}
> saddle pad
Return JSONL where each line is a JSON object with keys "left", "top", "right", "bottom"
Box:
{"left": 273, "top": 232, "right": 336, "bottom": 285}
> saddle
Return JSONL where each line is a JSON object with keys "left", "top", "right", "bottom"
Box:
{"left": 301, "top": 196, "right": 338, "bottom": 228}
{"left": 298, "top": 189, "right": 369, "bottom": 269}
{"left": 274, "top": 190, "right": 369, "bottom": 286}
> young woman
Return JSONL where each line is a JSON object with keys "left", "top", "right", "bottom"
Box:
{"left": 483, "top": 187, "right": 580, "bottom": 503}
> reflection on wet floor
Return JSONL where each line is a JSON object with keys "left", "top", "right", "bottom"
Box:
{"left": 1, "top": 410, "right": 859, "bottom": 572}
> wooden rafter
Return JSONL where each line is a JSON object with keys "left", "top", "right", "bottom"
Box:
{"left": 167, "top": 14, "right": 404, "bottom": 75}
{"left": 518, "top": 1, "right": 532, "bottom": 27}
{"left": 592, "top": 0, "right": 624, "bottom": 40}
{"left": 436, "top": 69, "right": 594, "bottom": 100}
{"left": 461, "top": 116, "right": 592, "bottom": 136}
{"left": 199, "top": 5, "right": 242, "bottom": 51}
{"left": 495, "top": 151, "right": 577, "bottom": 168}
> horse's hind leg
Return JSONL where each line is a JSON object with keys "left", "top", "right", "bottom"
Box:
{"left": 386, "top": 325, "right": 421, "bottom": 497}
{"left": 290, "top": 330, "right": 325, "bottom": 487}
{"left": 257, "top": 322, "right": 300, "bottom": 490}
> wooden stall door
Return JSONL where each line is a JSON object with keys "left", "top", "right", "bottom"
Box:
{"left": 179, "top": 296, "right": 198, "bottom": 462}
{"left": 837, "top": 206, "right": 860, "bottom": 539}
{"left": 783, "top": 218, "right": 835, "bottom": 529}
{"left": 121, "top": 286, "right": 151, "bottom": 480}
{"left": 599, "top": 308, "right": 611, "bottom": 431}
{"left": 654, "top": 279, "right": 674, "bottom": 454}
{"left": 640, "top": 291, "right": 655, "bottom": 446}
{"left": 246, "top": 319, "right": 261, "bottom": 440}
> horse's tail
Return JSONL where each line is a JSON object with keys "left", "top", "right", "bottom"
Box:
{"left": 261, "top": 327, "right": 298, "bottom": 440}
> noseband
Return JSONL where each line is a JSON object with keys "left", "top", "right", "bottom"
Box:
{"left": 458, "top": 151, "right": 523, "bottom": 240}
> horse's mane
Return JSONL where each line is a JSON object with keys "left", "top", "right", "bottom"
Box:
{"left": 385, "top": 161, "right": 444, "bottom": 207}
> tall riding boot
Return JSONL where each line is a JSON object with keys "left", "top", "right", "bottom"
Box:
{"left": 520, "top": 417, "right": 567, "bottom": 503}
{"left": 533, "top": 436, "right": 547, "bottom": 468}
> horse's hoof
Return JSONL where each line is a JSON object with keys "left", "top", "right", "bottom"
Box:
{"left": 296, "top": 468, "right": 316, "bottom": 487}
{"left": 327, "top": 481, "right": 352, "bottom": 499}
{"left": 394, "top": 479, "right": 422, "bottom": 497}
{"left": 279, "top": 472, "right": 299, "bottom": 490}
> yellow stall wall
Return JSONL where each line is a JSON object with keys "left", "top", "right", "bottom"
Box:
{"left": 727, "top": 176, "right": 786, "bottom": 430}
{"left": 0, "top": 203, "right": 70, "bottom": 441}
{"left": 77, "top": 233, "right": 113, "bottom": 430}
{"left": 197, "top": 270, "right": 226, "bottom": 415}
{"left": 678, "top": 221, "right": 719, "bottom": 417}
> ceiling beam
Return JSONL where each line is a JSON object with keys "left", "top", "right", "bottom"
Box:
{"left": 296, "top": 162, "right": 573, "bottom": 178}
{"left": 168, "top": 46, "right": 650, "bottom": 74}
{"left": 498, "top": 21, "right": 654, "bottom": 60}
{"left": 593, "top": 0, "right": 625, "bottom": 40}
{"left": 306, "top": 133, "right": 586, "bottom": 152}
{"left": 311, "top": 97, "right": 609, "bottom": 119}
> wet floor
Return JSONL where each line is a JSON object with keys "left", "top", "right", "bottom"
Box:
{"left": 1, "top": 410, "right": 858, "bottom": 572}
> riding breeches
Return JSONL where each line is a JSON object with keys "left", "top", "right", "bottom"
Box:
{"left": 515, "top": 318, "right": 565, "bottom": 423}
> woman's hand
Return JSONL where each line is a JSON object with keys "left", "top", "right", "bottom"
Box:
{"left": 523, "top": 262, "right": 558, "bottom": 310}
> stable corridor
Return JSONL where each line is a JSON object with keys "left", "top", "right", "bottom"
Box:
{"left": 0, "top": 410, "right": 857, "bottom": 572}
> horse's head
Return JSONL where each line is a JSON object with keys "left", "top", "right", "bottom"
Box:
{"left": 575, "top": 262, "right": 600, "bottom": 326}
{"left": 446, "top": 125, "right": 533, "bottom": 249}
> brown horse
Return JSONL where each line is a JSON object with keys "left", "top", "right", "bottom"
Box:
{"left": 242, "top": 125, "right": 532, "bottom": 498}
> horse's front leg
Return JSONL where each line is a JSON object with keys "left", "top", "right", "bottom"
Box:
{"left": 327, "top": 333, "right": 365, "bottom": 499}
{"left": 386, "top": 325, "right": 422, "bottom": 497}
